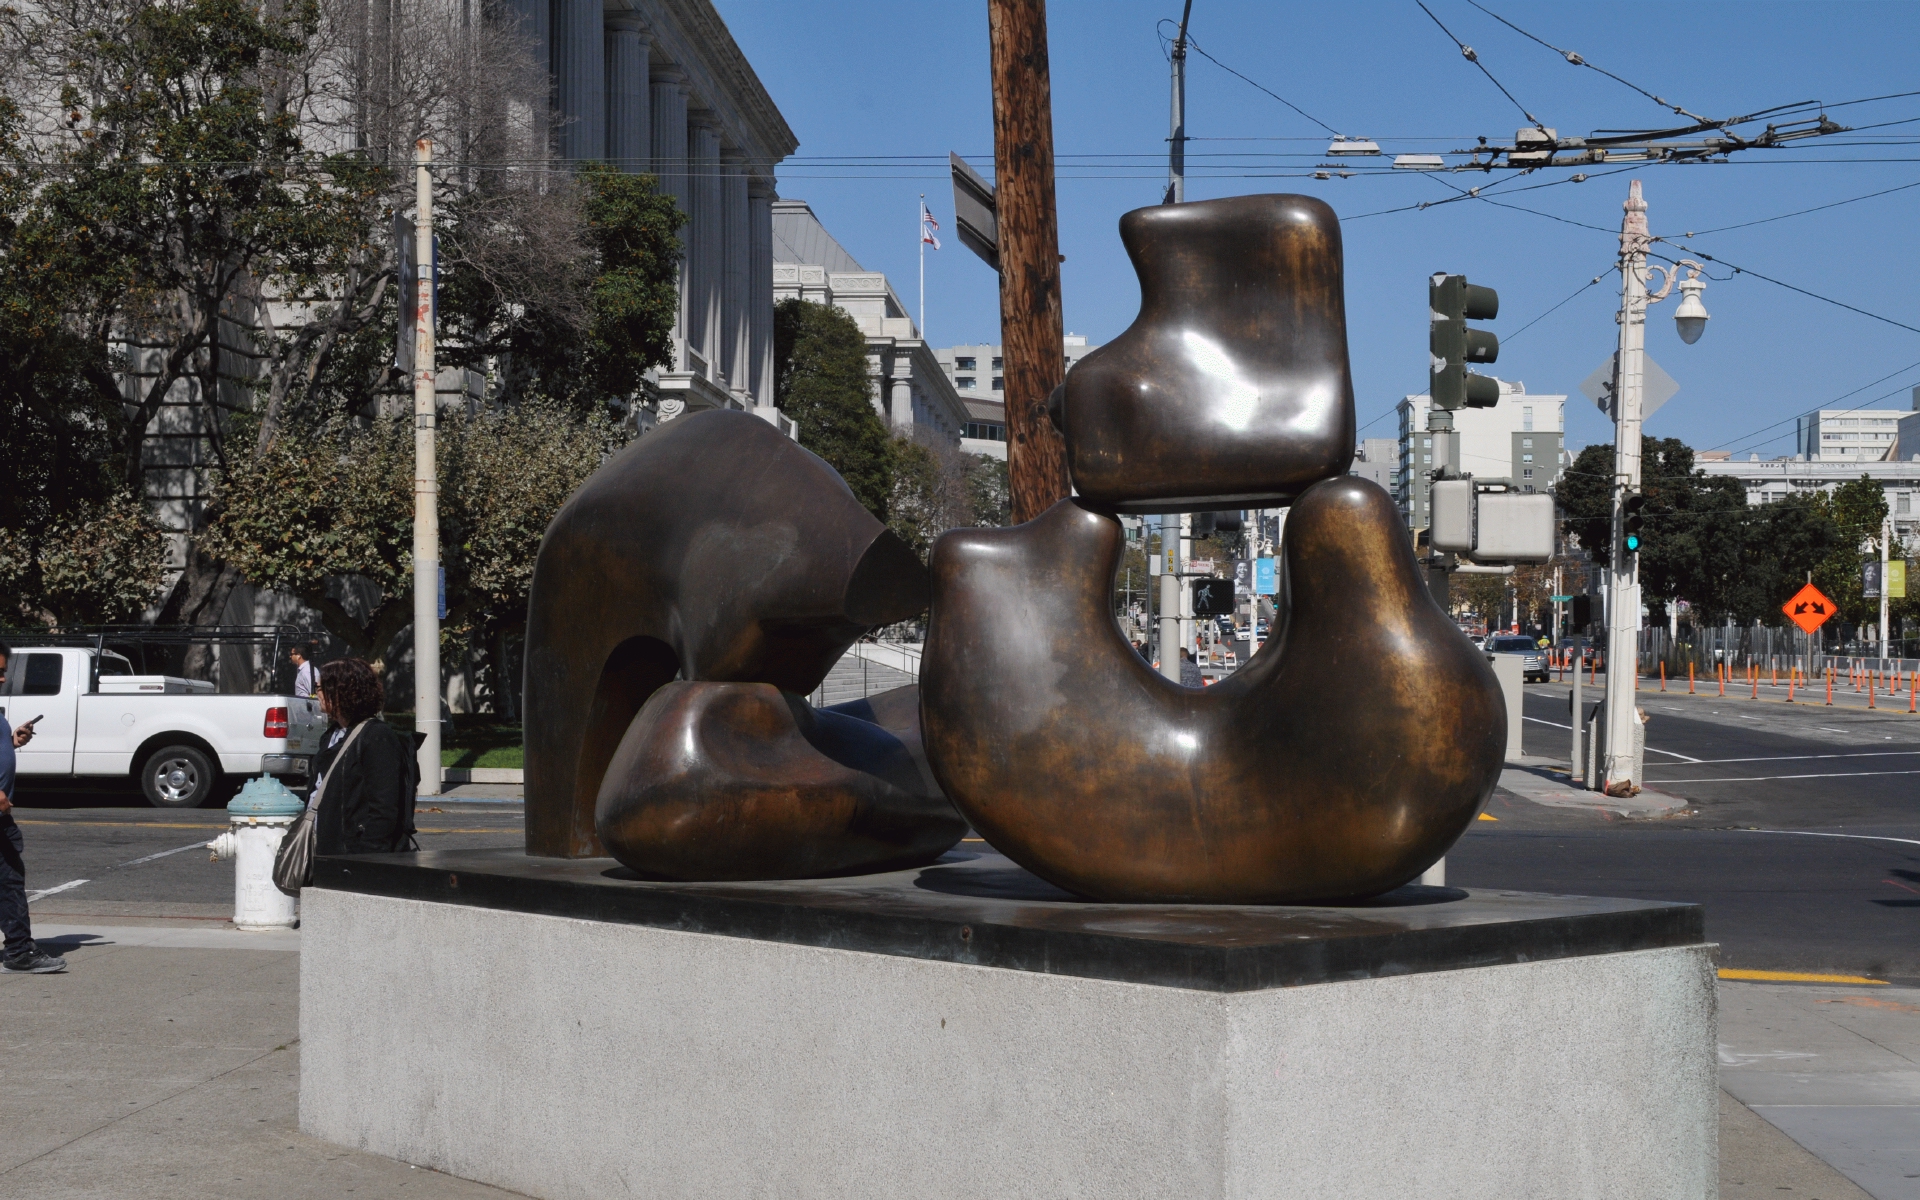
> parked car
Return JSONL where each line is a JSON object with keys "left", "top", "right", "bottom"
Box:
{"left": 1485, "top": 635, "right": 1550, "bottom": 683}
{"left": 1, "top": 647, "right": 326, "bottom": 807}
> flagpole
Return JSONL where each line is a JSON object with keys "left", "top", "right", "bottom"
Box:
{"left": 918, "top": 194, "right": 926, "bottom": 339}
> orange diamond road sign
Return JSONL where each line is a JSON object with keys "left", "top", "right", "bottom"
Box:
{"left": 1783, "top": 582, "right": 1836, "bottom": 634}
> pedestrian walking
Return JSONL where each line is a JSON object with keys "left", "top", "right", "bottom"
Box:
{"left": 1179, "top": 648, "right": 1203, "bottom": 688}
{"left": 311, "top": 658, "right": 418, "bottom": 855}
{"left": 289, "top": 644, "right": 317, "bottom": 698}
{"left": 0, "top": 645, "right": 65, "bottom": 975}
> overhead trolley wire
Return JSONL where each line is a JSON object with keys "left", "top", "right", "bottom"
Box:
{"left": 1679, "top": 178, "right": 1920, "bottom": 236}
{"left": 1462, "top": 0, "right": 1710, "bottom": 124}
{"left": 1415, "top": 0, "right": 1549, "bottom": 132}
{"left": 1176, "top": 32, "right": 1343, "bottom": 137}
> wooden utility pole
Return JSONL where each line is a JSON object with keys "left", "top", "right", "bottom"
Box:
{"left": 988, "top": 0, "right": 1071, "bottom": 524}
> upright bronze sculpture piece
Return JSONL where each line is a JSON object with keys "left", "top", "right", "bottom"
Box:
{"left": 920, "top": 193, "right": 1505, "bottom": 903}
{"left": 921, "top": 479, "right": 1504, "bottom": 903}
{"left": 1056, "top": 194, "right": 1356, "bottom": 512}
{"left": 523, "top": 411, "right": 931, "bottom": 858}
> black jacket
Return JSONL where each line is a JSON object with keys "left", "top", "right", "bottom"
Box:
{"left": 314, "top": 719, "right": 419, "bottom": 855}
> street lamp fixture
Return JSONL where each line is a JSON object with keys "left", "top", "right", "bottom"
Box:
{"left": 1672, "top": 270, "right": 1710, "bottom": 344}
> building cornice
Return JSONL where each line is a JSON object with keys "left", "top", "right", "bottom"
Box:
{"left": 628, "top": 0, "right": 798, "bottom": 185}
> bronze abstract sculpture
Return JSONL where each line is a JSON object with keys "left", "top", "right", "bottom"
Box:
{"left": 523, "top": 410, "right": 934, "bottom": 858}
{"left": 1055, "top": 194, "right": 1356, "bottom": 513}
{"left": 523, "top": 192, "right": 1503, "bottom": 901}
{"left": 596, "top": 682, "right": 963, "bottom": 880}
{"left": 920, "top": 478, "right": 1504, "bottom": 903}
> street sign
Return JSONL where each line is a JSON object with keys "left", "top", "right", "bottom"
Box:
{"left": 1254, "top": 557, "right": 1277, "bottom": 595}
{"left": 1581, "top": 352, "right": 1678, "bottom": 422}
{"left": 1550, "top": 594, "right": 1574, "bottom": 601}
{"left": 1782, "top": 582, "right": 1836, "bottom": 634}
{"left": 949, "top": 152, "right": 998, "bottom": 271}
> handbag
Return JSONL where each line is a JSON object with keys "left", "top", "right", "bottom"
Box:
{"left": 273, "top": 719, "right": 370, "bottom": 897}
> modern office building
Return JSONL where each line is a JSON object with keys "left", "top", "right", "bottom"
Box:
{"left": 772, "top": 200, "right": 967, "bottom": 442}
{"left": 933, "top": 335, "right": 1103, "bottom": 460}
{"left": 1395, "top": 382, "right": 1568, "bottom": 529}
{"left": 1350, "top": 438, "right": 1399, "bottom": 493}
{"left": 1798, "top": 407, "right": 1901, "bottom": 462}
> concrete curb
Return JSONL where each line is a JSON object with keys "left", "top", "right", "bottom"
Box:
{"left": 1499, "top": 756, "right": 1687, "bottom": 818}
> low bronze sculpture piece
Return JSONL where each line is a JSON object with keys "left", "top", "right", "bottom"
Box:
{"left": 1054, "top": 193, "right": 1356, "bottom": 513}
{"left": 523, "top": 410, "right": 930, "bottom": 859}
{"left": 596, "top": 683, "right": 963, "bottom": 880}
{"left": 920, "top": 477, "right": 1504, "bottom": 903}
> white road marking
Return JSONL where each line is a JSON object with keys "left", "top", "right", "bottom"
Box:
{"left": 25, "top": 879, "right": 88, "bottom": 903}
{"left": 115, "top": 840, "right": 213, "bottom": 869}
{"left": 1646, "top": 769, "right": 1920, "bottom": 784}
{"left": 1671, "top": 750, "right": 1920, "bottom": 765}
{"left": 1520, "top": 716, "right": 1699, "bottom": 760}
{"left": 1733, "top": 830, "right": 1920, "bottom": 849}
{"left": 1522, "top": 716, "right": 1569, "bottom": 729}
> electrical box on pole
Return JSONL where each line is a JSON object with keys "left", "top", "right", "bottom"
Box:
{"left": 1429, "top": 274, "right": 1500, "bottom": 410}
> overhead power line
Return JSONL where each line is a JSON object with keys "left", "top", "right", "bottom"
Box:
{"left": 1177, "top": 32, "right": 1342, "bottom": 136}
{"left": 1653, "top": 240, "right": 1920, "bottom": 337}
{"left": 1462, "top": 0, "right": 1711, "bottom": 124}
{"left": 1680, "top": 178, "right": 1920, "bottom": 236}
{"left": 1415, "top": 0, "right": 1548, "bottom": 131}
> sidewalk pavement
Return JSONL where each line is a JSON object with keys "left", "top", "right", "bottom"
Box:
{"left": 1500, "top": 752, "right": 1688, "bottom": 819}
{"left": 1, "top": 909, "right": 1902, "bottom": 1198}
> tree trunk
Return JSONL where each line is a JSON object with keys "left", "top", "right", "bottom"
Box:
{"left": 154, "top": 544, "right": 243, "bottom": 678}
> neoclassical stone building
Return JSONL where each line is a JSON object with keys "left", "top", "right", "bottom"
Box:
{"left": 771, "top": 199, "right": 967, "bottom": 443}
{"left": 507, "top": 0, "right": 799, "bottom": 426}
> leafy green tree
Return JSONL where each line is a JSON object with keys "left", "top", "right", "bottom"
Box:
{"left": 772, "top": 298, "right": 893, "bottom": 517}
{"left": 1814, "top": 476, "right": 1887, "bottom": 627}
{"left": 964, "top": 453, "right": 1011, "bottom": 527}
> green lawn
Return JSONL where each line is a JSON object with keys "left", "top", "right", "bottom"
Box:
{"left": 386, "top": 713, "right": 524, "bottom": 770}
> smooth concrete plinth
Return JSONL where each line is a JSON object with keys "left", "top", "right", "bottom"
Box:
{"left": 301, "top": 849, "right": 1717, "bottom": 1200}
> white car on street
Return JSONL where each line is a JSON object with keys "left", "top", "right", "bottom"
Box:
{"left": 1, "top": 646, "right": 327, "bottom": 807}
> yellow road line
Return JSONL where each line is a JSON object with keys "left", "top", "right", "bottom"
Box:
{"left": 15, "top": 820, "right": 223, "bottom": 829}
{"left": 1477, "top": 813, "right": 1499, "bottom": 821}
{"left": 1718, "top": 968, "right": 1890, "bottom": 985}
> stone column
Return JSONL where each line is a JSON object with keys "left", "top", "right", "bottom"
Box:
{"left": 720, "top": 147, "right": 749, "bottom": 398}
{"left": 603, "top": 15, "right": 650, "bottom": 173}
{"left": 687, "top": 115, "right": 723, "bottom": 380}
{"left": 747, "top": 178, "right": 775, "bottom": 406}
{"left": 890, "top": 353, "right": 916, "bottom": 435}
{"left": 648, "top": 66, "right": 689, "bottom": 368}
{"left": 551, "top": 0, "right": 603, "bottom": 161}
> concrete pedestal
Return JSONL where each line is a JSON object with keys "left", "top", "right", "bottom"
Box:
{"left": 302, "top": 850, "right": 1716, "bottom": 1200}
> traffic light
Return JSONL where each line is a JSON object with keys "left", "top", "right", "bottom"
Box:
{"left": 1429, "top": 273, "right": 1500, "bottom": 410}
{"left": 1191, "top": 578, "right": 1234, "bottom": 617}
{"left": 1623, "top": 492, "right": 1648, "bottom": 553}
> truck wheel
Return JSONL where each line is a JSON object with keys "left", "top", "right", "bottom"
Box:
{"left": 141, "top": 745, "right": 217, "bottom": 809}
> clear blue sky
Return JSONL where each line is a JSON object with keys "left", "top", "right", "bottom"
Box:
{"left": 718, "top": 1, "right": 1920, "bottom": 462}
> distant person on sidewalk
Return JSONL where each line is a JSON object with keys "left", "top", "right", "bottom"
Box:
{"left": 0, "top": 645, "right": 65, "bottom": 974}
{"left": 289, "top": 644, "right": 317, "bottom": 698}
{"left": 312, "top": 658, "right": 418, "bottom": 856}
{"left": 1179, "top": 648, "right": 1203, "bottom": 688}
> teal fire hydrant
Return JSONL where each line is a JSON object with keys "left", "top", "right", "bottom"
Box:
{"left": 208, "top": 775, "right": 305, "bottom": 930}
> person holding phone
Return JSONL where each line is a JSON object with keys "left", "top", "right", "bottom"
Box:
{"left": 311, "top": 658, "right": 418, "bottom": 856}
{"left": 0, "top": 645, "right": 64, "bottom": 974}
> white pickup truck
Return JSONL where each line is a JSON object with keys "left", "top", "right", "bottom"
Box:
{"left": 0, "top": 647, "right": 327, "bottom": 808}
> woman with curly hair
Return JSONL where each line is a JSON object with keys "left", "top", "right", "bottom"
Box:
{"left": 311, "top": 658, "right": 418, "bottom": 855}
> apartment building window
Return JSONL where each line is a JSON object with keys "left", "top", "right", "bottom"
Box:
{"left": 1521, "top": 453, "right": 1533, "bottom": 463}
{"left": 1522, "top": 406, "right": 1534, "bottom": 432}
{"left": 956, "top": 377, "right": 976, "bottom": 390}
{"left": 964, "top": 421, "right": 1005, "bottom": 441}
{"left": 1521, "top": 437, "right": 1533, "bottom": 448}
{"left": 1422, "top": 438, "right": 1432, "bottom": 448}
{"left": 991, "top": 357, "right": 1003, "bottom": 369}
{"left": 1523, "top": 468, "right": 1534, "bottom": 479}
{"left": 1901, "top": 493, "right": 1913, "bottom": 515}
{"left": 991, "top": 376, "right": 1004, "bottom": 391}
{"left": 955, "top": 357, "right": 976, "bottom": 371}
{"left": 1422, "top": 455, "right": 1431, "bottom": 464}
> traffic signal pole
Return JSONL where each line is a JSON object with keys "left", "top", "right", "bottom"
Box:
{"left": 412, "top": 138, "right": 441, "bottom": 797}
{"left": 1602, "top": 181, "right": 1652, "bottom": 795}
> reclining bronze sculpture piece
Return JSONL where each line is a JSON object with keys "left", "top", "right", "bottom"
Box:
{"left": 523, "top": 194, "right": 1504, "bottom": 901}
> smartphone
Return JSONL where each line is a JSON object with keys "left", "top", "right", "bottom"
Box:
{"left": 20, "top": 715, "right": 42, "bottom": 728}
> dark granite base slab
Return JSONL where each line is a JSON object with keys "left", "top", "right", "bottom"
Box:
{"left": 312, "top": 848, "right": 1704, "bottom": 993}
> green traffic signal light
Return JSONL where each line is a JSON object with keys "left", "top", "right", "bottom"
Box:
{"left": 1428, "top": 274, "right": 1501, "bottom": 410}
{"left": 1623, "top": 493, "right": 1647, "bottom": 554}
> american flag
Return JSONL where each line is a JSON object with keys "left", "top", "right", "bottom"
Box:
{"left": 921, "top": 201, "right": 941, "bottom": 249}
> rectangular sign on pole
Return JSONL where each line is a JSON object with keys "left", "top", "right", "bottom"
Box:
{"left": 1890, "top": 559, "right": 1908, "bottom": 599}
{"left": 1864, "top": 560, "right": 1882, "bottom": 599}
{"left": 1255, "top": 557, "right": 1277, "bottom": 595}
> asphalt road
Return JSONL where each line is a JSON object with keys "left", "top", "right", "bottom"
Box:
{"left": 9, "top": 670, "right": 1917, "bottom": 982}
{"left": 1450, "top": 675, "right": 1920, "bottom": 982}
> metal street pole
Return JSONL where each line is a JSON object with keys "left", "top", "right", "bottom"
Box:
{"left": 1156, "top": 1, "right": 1192, "bottom": 683}
{"left": 987, "top": 0, "right": 1071, "bottom": 523}
{"left": 1602, "top": 180, "right": 1651, "bottom": 794}
{"left": 1881, "top": 514, "right": 1892, "bottom": 663}
{"left": 412, "top": 138, "right": 441, "bottom": 797}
